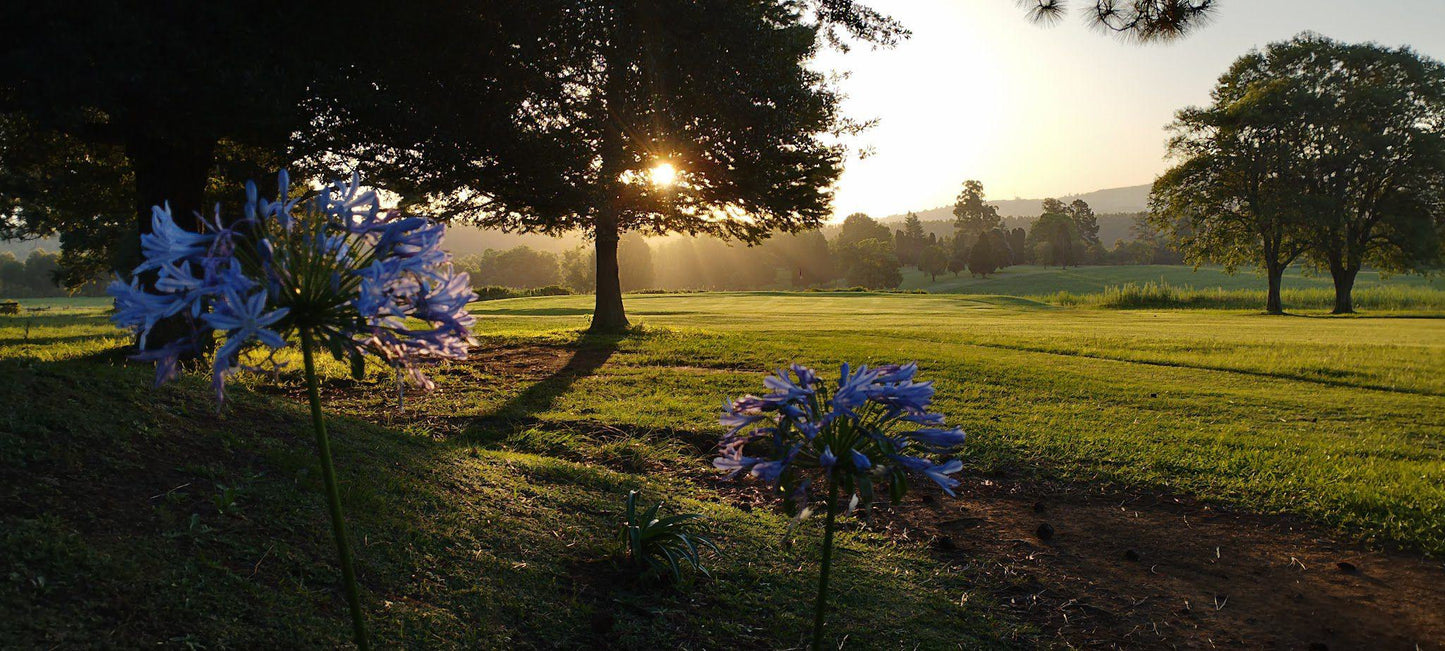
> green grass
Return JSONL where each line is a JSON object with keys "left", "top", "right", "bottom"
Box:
{"left": 4, "top": 292, "right": 1443, "bottom": 647}
{"left": 902, "top": 263, "right": 1441, "bottom": 295}
{"left": 461, "top": 292, "right": 1445, "bottom": 554}
{"left": 0, "top": 304, "right": 1015, "bottom": 648}
{"left": 1042, "top": 281, "right": 1445, "bottom": 311}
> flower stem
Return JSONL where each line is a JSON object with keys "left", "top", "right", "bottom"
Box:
{"left": 301, "top": 329, "right": 370, "bottom": 650}
{"left": 811, "top": 478, "right": 840, "bottom": 650}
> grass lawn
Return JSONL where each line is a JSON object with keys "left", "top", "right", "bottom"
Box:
{"left": 3, "top": 293, "right": 1442, "bottom": 647}
{"left": 900, "top": 263, "right": 1442, "bottom": 295}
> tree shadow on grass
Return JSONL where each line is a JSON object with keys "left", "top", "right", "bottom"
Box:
{"left": 1277, "top": 311, "right": 1445, "bottom": 320}
{"left": 463, "top": 332, "right": 623, "bottom": 437}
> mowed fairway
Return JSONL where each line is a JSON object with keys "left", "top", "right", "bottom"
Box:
{"left": 465, "top": 292, "right": 1445, "bottom": 553}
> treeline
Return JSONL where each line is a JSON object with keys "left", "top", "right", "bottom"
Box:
{"left": 0, "top": 249, "right": 104, "bottom": 297}
{"left": 459, "top": 188, "right": 1182, "bottom": 293}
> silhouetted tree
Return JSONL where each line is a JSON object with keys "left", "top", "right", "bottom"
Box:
{"left": 1069, "top": 199, "right": 1100, "bottom": 248}
{"left": 894, "top": 212, "right": 927, "bottom": 267}
{"left": 840, "top": 238, "right": 902, "bottom": 289}
{"left": 1006, "top": 227, "right": 1030, "bottom": 264}
{"left": 952, "top": 180, "right": 1001, "bottom": 241}
{"left": 459, "top": 247, "right": 562, "bottom": 289}
{"left": 836, "top": 213, "right": 896, "bottom": 250}
{"left": 1028, "top": 211, "right": 1083, "bottom": 268}
{"left": 919, "top": 244, "right": 948, "bottom": 281}
{"left": 948, "top": 234, "right": 971, "bottom": 276}
{"left": 560, "top": 247, "right": 598, "bottom": 293}
{"left": 967, "top": 235, "right": 1001, "bottom": 277}
{"left": 765, "top": 230, "right": 836, "bottom": 288}
{"left": 0, "top": 251, "right": 22, "bottom": 294}
{"left": 461, "top": 3, "right": 901, "bottom": 332}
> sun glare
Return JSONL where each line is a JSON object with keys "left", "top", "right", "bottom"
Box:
{"left": 649, "top": 161, "right": 678, "bottom": 187}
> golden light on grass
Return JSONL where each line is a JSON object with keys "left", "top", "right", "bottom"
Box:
{"left": 649, "top": 161, "right": 678, "bottom": 187}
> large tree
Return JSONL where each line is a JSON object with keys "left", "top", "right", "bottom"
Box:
{"left": 1150, "top": 74, "right": 1312, "bottom": 315}
{"left": 1028, "top": 208, "right": 1083, "bottom": 268}
{"left": 450, "top": 2, "right": 900, "bottom": 333}
{"left": 919, "top": 244, "right": 948, "bottom": 281}
{"left": 1068, "top": 199, "right": 1100, "bottom": 247}
{"left": 967, "top": 232, "right": 1002, "bottom": 278}
{"left": 952, "top": 180, "right": 1002, "bottom": 241}
{"left": 1279, "top": 36, "right": 1445, "bottom": 313}
{"left": 895, "top": 212, "right": 927, "bottom": 267}
{"left": 836, "top": 213, "right": 895, "bottom": 250}
{"left": 1152, "top": 33, "right": 1444, "bottom": 314}
{"left": 840, "top": 238, "right": 902, "bottom": 289}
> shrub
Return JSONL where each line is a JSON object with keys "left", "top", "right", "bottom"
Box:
{"left": 1040, "top": 281, "right": 1445, "bottom": 311}
{"left": 472, "top": 285, "right": 574, "bottom": 301}
{"left": 618, "top": 490, "right": 717, "bottom": 584}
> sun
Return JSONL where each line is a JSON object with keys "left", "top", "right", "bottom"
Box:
{"left": 649, "top": 161, "right": 678, "bottom": 187}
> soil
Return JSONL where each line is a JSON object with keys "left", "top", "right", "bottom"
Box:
{"left": 891, "top": 474, "right": 1445, "bottom": 650}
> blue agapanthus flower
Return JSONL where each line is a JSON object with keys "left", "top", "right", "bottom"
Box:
{"left": 108, "top": 170, "right": 476, "bottom": 403}
{"left": 714, "top": 362, "right": 967, "bottom": 509}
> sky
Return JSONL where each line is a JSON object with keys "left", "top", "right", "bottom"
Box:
{"left": 818, "top": 0, "right": 1445, "bottom": 220}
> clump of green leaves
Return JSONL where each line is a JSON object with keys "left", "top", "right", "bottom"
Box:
{"left": 618, "top": 490, "right": 717, "bottom": 584}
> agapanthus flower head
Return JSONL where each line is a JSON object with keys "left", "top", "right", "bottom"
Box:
{"left": 714, "top": 362, "right": 968, "bottom": 512}
{"left": 108, "top": 169, "right": 476, "bottom": 406}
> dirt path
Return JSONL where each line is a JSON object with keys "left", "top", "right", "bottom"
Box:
{"left": 887, "top": 474, "right": 1445, "bottom": 650}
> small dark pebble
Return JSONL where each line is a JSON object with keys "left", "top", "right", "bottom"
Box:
{"left": 1149, "top": 392, "right": 1158, "bottom": 398}
{"left": 933, "top": 536, "right": 956, "bottom": 552}
{"left": 1032, "top": 501, "right": 1046, "bottom": 513}
{"left": 1124, "top": 549, "right": 1140, "bottom": 562}
{"left": 1337, "top": 561, "right": 1357, "bottom": 573}
{"left": 1035, "top": 523, "right": 1055, "bottom": 541}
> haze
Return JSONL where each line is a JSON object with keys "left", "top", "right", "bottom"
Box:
{"left": 821, "top": 0, "right": 1445, "bottom": 220}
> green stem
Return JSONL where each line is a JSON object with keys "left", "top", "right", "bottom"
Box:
{"left": 301, "top": 330, "right": 370, "bottom": 650}
{"left": 811, "top": 478, "right": 840, "bottom": 651}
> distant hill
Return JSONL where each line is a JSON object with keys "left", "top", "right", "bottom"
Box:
{"left": 878, "top": 183, "right": 1151, "bottom": 223}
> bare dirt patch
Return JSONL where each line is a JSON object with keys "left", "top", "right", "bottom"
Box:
{"left": 889, "top": 474, "right": 1445, "bottom": 650}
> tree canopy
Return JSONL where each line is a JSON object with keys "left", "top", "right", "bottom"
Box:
{"left": 440, "top": 2, "right": 901, "bottom": 332}
{"left": 1151, "top": 33, "right": 1444, "bottom": 313}
{"left": 952, "top": 180, "right": 1002, "bottom": 241}
{"left": 0, "top": 1, "right": 576, "bottom": 295}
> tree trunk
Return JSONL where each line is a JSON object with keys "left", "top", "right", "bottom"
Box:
{"left": 126, "top": 133, "right": 217, "bottom": 269}
{"left": 1330, "top": 263, "right": 1359, "bottom": 314}
{"left": 590, "top": 210, "right": 629, "bottom": 333}
{"left": 588, "top": 27, "right": 630, "bottom": 335}
{"left": 124, "top": 133, "right": 217, "bottom": 348}
{"left": 1265, "top": 264, "right": 1284, "bottom": 315}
